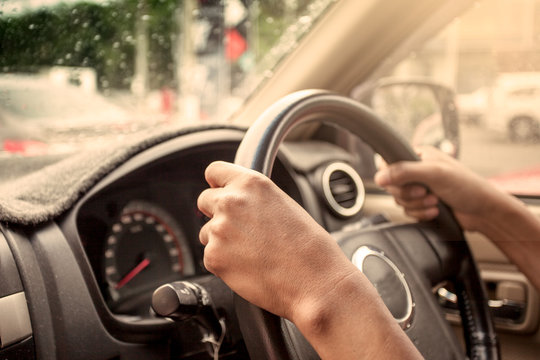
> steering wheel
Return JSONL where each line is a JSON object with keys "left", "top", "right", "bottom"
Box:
{"left": 233, "top": 90, "right": 499, "bottom": 360}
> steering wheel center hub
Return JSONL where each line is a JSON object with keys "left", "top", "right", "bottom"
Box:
{"left": 352, "top": 246, "right": 414, "bottom": 328}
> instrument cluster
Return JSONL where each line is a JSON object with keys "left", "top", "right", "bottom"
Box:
{"left": 74, "top": 139, "right": 305, "bottom": 317}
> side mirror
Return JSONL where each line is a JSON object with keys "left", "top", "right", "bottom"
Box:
{"left": 360, "top": 78, "right": 460, "bottom": 158}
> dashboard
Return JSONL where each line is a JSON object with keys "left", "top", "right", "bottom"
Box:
{"left": 76, "top": 132, "right": 306, "bottom": 318}
{"left": 0, "top": 126, "right": 372, "bottom": 359}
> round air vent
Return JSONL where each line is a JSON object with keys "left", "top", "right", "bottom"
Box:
{"left": 321, "top": 162, "right": 365, "bottom": 217}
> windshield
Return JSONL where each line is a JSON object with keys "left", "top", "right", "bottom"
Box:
{"left": 0, "top": 79, "right": 125, "bottom": 119}
{"left": 375, "top": 0, "right": 540, "bottom": 196}
{"left": 0, "top": 0, "right": 334, "bottom": 156}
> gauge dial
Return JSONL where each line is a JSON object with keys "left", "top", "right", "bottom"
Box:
{"left": 103, "top": 200, "right": 195, "bottom": 304}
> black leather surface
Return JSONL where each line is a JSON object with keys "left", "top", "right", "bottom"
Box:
{"left": 233, "top": 90, "right": 499, "bottom": 359}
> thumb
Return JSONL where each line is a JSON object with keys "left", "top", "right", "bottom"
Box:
{"left": 374, "top": 161, "right": 435, "bottom": 187}
{"left": 205, "top": 161, "right": 249, "bottom": 188}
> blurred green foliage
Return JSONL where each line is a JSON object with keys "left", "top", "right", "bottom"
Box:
{"left": 0, "top": 0, "right": 313, "bottom": 90}
{"left": 0, "top": 0, "right": 178, "bottom": 89}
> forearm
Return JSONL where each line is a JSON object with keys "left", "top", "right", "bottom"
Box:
{"left": 474, "top": 191, "right": 540, "bottom": 290}
{"left": 292, "top": 270, "right": 422, "bottom": 360}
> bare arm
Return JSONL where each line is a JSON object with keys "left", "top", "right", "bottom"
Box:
{"left": 197, "top": 161, "right": 422, "bottom": 359}
{"left": 466, "top": 189, "right": 540, "bottom": 291}
{"left": 375, "top": 147, "right": 540, "bottom": 290}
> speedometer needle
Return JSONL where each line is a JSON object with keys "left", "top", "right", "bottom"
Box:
{"left": 115, "top": 258, "right": 151, "bottom": 290}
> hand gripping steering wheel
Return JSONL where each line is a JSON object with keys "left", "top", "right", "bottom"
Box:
{"left": 233, "top": 90, "right": 499, "bottom": 360}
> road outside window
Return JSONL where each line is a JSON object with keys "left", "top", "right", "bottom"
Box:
{"left": 386, "top": 0, "right": 540, "bottom": 196}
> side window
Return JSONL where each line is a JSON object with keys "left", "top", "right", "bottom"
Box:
{"left": 371, "top": 84, "right": 448, "bottom": 151}
{"left": 376, "top": 0, "right": 540, "bottom": 196}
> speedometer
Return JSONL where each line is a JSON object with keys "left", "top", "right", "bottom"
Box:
{"left": 102, "top": 200, "right": 195, "bottom": 310}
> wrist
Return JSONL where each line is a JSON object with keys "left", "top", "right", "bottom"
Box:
{"left": 289, "top": 266, "right": 367, "bottom": 336}
{"left": 465, "top": 186, "right": 522, "bottom": 234}
{"left": 289, "top": 266, "right": 419, "bottom": 359}
{"left": 452, "top": 177, "right": 512, "bottom": 232}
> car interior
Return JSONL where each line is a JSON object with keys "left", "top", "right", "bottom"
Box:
{"left": 1, "top": 0, "right": 540, "bottom": 359}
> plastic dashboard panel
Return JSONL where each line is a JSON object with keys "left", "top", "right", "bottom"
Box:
{"left": 0, "top": 128, "right": 368, "bottom": 359}
{"left": 0, "top": 230, "right": 34, "bottom": 359}
{"left": 62, "top": 128, "right": 306, "bottom": 358}
{"left": 71, "top": 129, "right": 307, "bottom": 317}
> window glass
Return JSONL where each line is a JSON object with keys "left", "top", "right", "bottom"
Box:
{"left": 385, "top": 0, "right": 540, "bottom": 196}
{"left": 0, "top": 0, "right": 334, "bottom": 156}
{"left": 371, "top": 84, "right": 445, "bottom": 150}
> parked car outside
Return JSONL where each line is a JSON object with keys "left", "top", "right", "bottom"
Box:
{"left": 456, "top": 86, "right": 489, "bottom": 125}
{"left": 458, "top": 73, "right": 540, "bottom": 143}
{"left": 487, "top": 72, "right": 540, "bottom": 142}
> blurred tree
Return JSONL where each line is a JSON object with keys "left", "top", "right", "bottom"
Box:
{"left": 0, "top": 0, "right": 177, "bottom": 90}
{"left": 0, "top": 0, "right": 313, "bottom": 91}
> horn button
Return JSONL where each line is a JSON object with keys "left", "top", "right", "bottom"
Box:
{"left": 352, "top": 246, "right": 414, "bottom": 329}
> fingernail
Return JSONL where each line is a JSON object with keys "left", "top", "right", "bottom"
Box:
{"left": 374, "top": 170, "right": 390, "bottom": 186}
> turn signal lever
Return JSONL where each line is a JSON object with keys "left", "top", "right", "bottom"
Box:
{"left": 152, "top": 281, "right": 226, "bottom": 359}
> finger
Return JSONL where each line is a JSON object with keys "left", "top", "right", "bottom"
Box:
{"left": 205, "top": 161, "right": 250, "bottom": 188}
{"left": 405, "top": 206, "right": 439, "bottom": 221}
{"left": 394, "top": 193, "right": 439, "bottom": 210}
{"left": 384, "top": 184, "right": 428, "bottom": 201}
{"left": 199, "top": 223, "right": 210, "bottom": 246}
{"left": 374, "top": 161, "right": 440, "bottom": 188}
{"left": 197, "top": 187, "right": 219, "bottom": 218}
{"left": 201, "top": 232, "right": 226, "bottom": 276}
{"left": 374, "top": 154, "right": 386, "bottom": 171}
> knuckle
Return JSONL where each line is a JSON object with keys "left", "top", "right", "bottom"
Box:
{"left": 388, "top": 163, "right": 406, "bottom": 183}
{"left": 199, "top": 225, "right": 208, "bottom": 245}
{"left": 388, "top": 186, "right": 407, "bottom": 202}
{"left": 393, "top": 196, "right": 405, "bottom": 207}
{"left": 206, "top": 216, "right": 234, "bottom": 241}
{"left": 206, "top": 160, "right": 222, "bottom": 174}
{"left": 203, "top": 252, "right": 216, "bottom": 273}
{"left": 203, "top": 246, "right": 224, "bottom": 274}
{"left": 405, "top": 208, "right": 421, "bottom": 220}
{"left": 241, "top": 171, "right": 272, "bottom": 191}
{"left": 209, "top": 218, "right": 229, "bottom": 238}
{"left": 403, "top": 185, "right": 423, "bottom": 199}
{"left": 395, "top": 186, "right": 409, "bottom": 200}
{"left": 401, "top": 200, "right": 422, "bottom": 212}
{"left": 197, "top": 189, "right": 210, "bottom": 209}
{"left": 216, "top": 192, "right": 247, "bottom": 212}
{"left": 204, "top": 162, "right": 217, "bottom": 180}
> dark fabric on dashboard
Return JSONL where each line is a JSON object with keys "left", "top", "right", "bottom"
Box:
{"left": 0, "top": 124, "right": 245, "bottom": 225}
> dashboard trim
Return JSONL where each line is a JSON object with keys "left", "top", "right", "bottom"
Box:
{"left": 59, "top": 129, "right": 247, "bottom": 343}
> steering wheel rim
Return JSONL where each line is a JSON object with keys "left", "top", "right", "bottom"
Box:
{"left": 233, "top": 90, "right": 499, "bottom": 360}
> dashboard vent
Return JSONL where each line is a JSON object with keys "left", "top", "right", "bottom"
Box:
{"left": 321, "top": 162, "right": 365, "bottom": 217}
